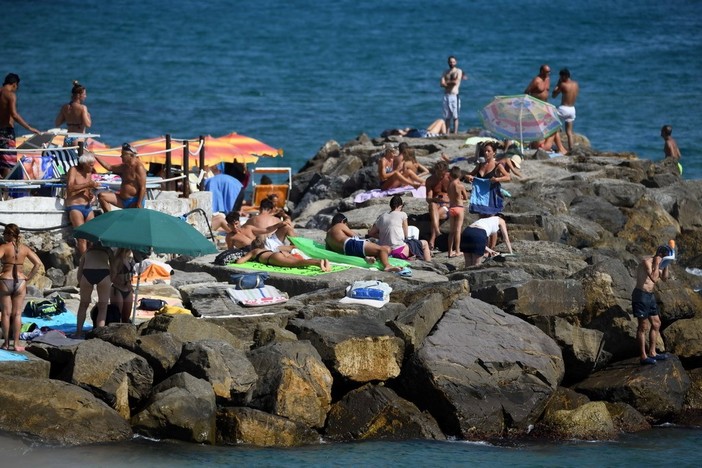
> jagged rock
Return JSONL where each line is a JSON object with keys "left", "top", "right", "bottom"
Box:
{"left": 172, "top": 340, "right": 257, "bottom": 403}
{"left": 133, "top": 332, "right": 184, "bottom": 382}
{"left": 540, "top": 386, "right": 591, "bottom": 421}
{"left": 252, "top": 323, "right": 299, "bottom": 349}
{"left": 532, "top": 317, "right": 605, "bottom": 384}
{"left": 0, "top": 375, "right": 132, "bottom": 446}
{"left": 570, "top": 256, "right": 633, "bottom": 325}
{"left": 663, "top": 318, "right": 702, "bottom": 367}
{"left": 401, "top": 296, "right": 564, "bottom": 440}
{"left": 540, "top": 401, "right": 617, "bottom": 440}
{"left": 675, "top": 368, "right": 702, "bottom": 425}
{"left": 140, "top": 314, "right": 245, "bottom": 349}
{"left": 618, "top": 196, "right": 680, "bottom": 253}
{"left": 574, "top": 356, "right": 690, "bottom": 423}
{"left": 325, "top": 384, "right": 445, "bottom": 441}
{"left": 288, "top": 315, "right": 404, "bottom": 383}
{"left": 47, "top": 241, "right": 75, "bottom": 273}
{"left": 569, "top": 196, "right": 627, "bottom": 233}
{"left": 217, "top": 407, "right": 320, "bottom": 447}
{"left": 45, "top": 267, "right": 65, "bottom": 288}
{"left": 69, "top": 339, "right": 154, "bottom": 418}
{"left": 655, "top": 278, "right": 702, "bottom": 322}
{"left": 604, "top": 402, "right": 651, "bottom": 433}
{"left": 90, "top": 323, "right": 138, "bottom": 351}
{"left": 26, "top": 339, "right": 80, "bottom": 379}
{"left": 297, "top": 300, "right": 405, "bottom": 323}
{"left": 169, "top": 269, "right": 217, "bottom": 288}
{"left": 247, "top": 341, "right": 332, "bottom": 428}
{"left": 387, "top": 293, "right": 446, "bottom": 355}
{"left": 592, "top": 179, "right": 646, "bottom": 208}
{"left": 131, "top": 372, "right": 216, "bottom": 444}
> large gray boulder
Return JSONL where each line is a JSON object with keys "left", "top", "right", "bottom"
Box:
{"left": 133, "top": 332, "right": 184, "bottom": 382}
{"left": 247, "top": 341, "right": 333, "bottom": 428}
{"left": 325, "top": 384, "right": 445, "bottom": 441}
{"left": 69, "top": 338, "right": 153, "bottom": 419}
{"left": 662, "top": 318, "right": 702, "bottom": 367}
{"left": 172, "top": 340, "right": 257, "bottom": 403}
{"left": 574, "top": 356, "right": 690, "bottom": 423}
{"left": 539, "top": 401, "right": 617, "bottom": 440}
{"left": 288, "top": 315, "right": 404, "bottom": 383}
{"left": 131, "top": 372, "right": 217, "bottom": 444}
{"left": 140, "top": 314, "right": 245, "bottom": 349}
{"left": 401, "top": 297, "right": 564, "bottom": 440}
{"left": 0, "top": 375, "right": 132, "bottom": 446}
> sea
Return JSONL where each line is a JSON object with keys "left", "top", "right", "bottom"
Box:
{"left": 4, "top": 0, "right": 702, "bottom": 465}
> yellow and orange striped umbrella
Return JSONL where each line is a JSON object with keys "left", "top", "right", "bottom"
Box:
{"left": 124, "top": 133, "right": 282, "bottom": 167}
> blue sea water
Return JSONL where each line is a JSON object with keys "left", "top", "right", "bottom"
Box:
{"left": 6, "top": 0, "right": 702, "bottom": 179}
{"left": 5, "top": 0, "right": 702, "bottom": 463}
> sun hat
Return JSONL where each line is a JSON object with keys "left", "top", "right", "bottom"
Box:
{"left": 510, "top": 155, "right": 522, "bottom": 169}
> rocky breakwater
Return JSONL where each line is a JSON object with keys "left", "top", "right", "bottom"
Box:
{"left": 2, "top": 131, "right": 702, "bottom": 447}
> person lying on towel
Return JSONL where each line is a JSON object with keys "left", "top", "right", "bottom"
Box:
{"left": 236, "top": 235, "right": 331, "bottom": 272}
{"left": 325, "top": 213, "right": 402, "bottom": 272}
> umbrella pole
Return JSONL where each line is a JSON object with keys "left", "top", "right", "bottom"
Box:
{"left": 131, "top": 259, "right": 145, "bottom": 324}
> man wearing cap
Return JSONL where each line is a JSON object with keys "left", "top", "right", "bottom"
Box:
{"left": 95, "top": 143, "right": 147, "bottom": 211}
{"left": 632, "top": 245, "right": 672, "bottom": 365}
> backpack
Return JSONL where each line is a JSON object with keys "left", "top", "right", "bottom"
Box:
{"left": 214, "top": 246, "right": 250, "bottom": 265}
{"left": 90, "top": 303, "right": 122, "bottom": 325}
{"left": 23, "top": 296, "right": 67, "bottom": 318}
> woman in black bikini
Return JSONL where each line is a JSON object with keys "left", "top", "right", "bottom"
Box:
{"left": 0, "top": 224, "right": 42, "bottom": 351}
{"left": 236, "top": 235, "right": 332, "bottom": 272}
{"left": 55, "top": 80, "right": 92, "bottom": 135}
{"left": 75, "top": 242, "right": 111, "bottom": 337}
{"left": 110, "top": 248, "right": 134, "bottom": 323}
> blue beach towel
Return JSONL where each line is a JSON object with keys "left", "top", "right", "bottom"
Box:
{"left": 0, "top": 349, "right": 29, "bottom": 361}
{"left": 22, "top": 310, "right": 91, "bottom": 334}
{"left": 469, "top": 177, "right": 503, "bottom": 215}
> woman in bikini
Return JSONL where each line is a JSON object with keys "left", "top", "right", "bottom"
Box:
{"left": 75, "top": 242, "right": 111, "bottom": 337}
{"left": 65, "top": 153, "right": 100, "bottom": 255}
{"left": 110, "top": 248, "right": 134, "bottom": 323}
{"left": 377, "top": 146, "right": 415, "bottom": 190}
{"left": 399, "top": 147, "right": 430, "bottom": 188}
{"left": 55, "top": 81, "right": 92, "bottom": 136}
{"left": 0, "top": 224, "right": 42, "bottom": 351}
{"left": 236, "top": 235, "right": 332, "bottom": 272}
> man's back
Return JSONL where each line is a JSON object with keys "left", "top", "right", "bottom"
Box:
{"left": 557, "top": 79, "right": 579, "bottom": 106}
{"left": 326, "top": 223, "right": 352, "bottom": 252}
{"left": 205, "top": 173, "right": 243, "bottom": 213}
{"left": 0, "top": 87, "right": 14, "bottom": 127}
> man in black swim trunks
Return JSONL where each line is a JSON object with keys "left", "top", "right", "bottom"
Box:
{"left": 0, "top": 73, "right": 40, "bottom": 178}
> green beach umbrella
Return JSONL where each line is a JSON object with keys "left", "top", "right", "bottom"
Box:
{"left": 74, "top": 208, "right": 217, "bottom": 256}
{"left": 74, "top": 208, "right": 217, "bottom": 323}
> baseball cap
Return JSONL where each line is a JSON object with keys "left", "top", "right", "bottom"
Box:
{"left": 122, "top": 143, "right": 138, "bottom": 155}
{"left": 655, "top": 245, "right": 673, "bottom": 258}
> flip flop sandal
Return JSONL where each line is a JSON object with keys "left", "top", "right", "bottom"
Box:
{"left": 396, "top": 267, "right": 412, "bottom": 277}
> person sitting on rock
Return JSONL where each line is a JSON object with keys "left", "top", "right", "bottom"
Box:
{"left": 368, "top": 195, "right": 432, "bottom": 261}
{"left": 244, "top": 198, "right": 296, "bottom": 251}
{"left": 377, "top": 145, "right": 417, "bottom": 190}
{"left": 325, "top": 213, "right": 401, "bottom": 272}
{"left": 236, "top": 235, "right": 331, "bottom": 272}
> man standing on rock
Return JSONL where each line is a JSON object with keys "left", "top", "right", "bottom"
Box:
{"left": 632, "top": 245, "right": 672, "bottom": 365}
{"left": 524, "top": 64, "right": 551, "bottom": 101}
{"left": 440, "top": 56, "right": 466, "bottom": 134}
{"left": 552, "top": 68, "right": 579, "bottom": 154}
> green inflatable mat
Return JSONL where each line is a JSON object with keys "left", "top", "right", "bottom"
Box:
{"left": 227, "top": 260, "right": 350, "bottom": 276}
{"left": 289, "top": 236, "right": 409, "bottom": 270}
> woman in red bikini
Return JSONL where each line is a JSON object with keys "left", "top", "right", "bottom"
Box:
{"left": 0, "top": 224, "right": 42, "bottom": 351}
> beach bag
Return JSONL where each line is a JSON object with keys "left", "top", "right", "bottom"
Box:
{"left": 22, "top": 296, "right": 66, "bottom": 318}
{"left": 229, "top": 272, "right": 269, "bottom": 290}
{"left": 214, "top": 246, "right": 250, "bottom": 265}
{"left": 138, "top": 298, "right": 167, "bottom": 311}
{"left": 90, "top": 303, "right": 122, "bottom": 325}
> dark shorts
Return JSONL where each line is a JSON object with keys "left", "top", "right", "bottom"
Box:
{"left": 632, "top": 288, "right": 658, "bottom": 319}
{"left": 460, "top": 227, "right": 488, "bottom": 255}
{"left": 343, "top": 238, "right": 366, "bottom": 257}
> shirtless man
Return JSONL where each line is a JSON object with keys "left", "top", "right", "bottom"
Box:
{"left": 0, "top": 73, "right": 40, "bottom": 177}
{"left": 661, "top": 125, "right": 681, "bottom": 160}
{"left": 425, "top": 161, "right": 450, "bottom": 250}
{"left": 524, "top": 64, "right": 551, "bottom": 101}
{"left": 632, "top": 245, "right": 671, "bottom": 365}
{"left": 226, "top": 210, "right": 290, "bottom": 250}
{"left": 95, "top": 143, "right": 147, "bottom": 211}
{"left": 552, "top": 68, "right": 580, "bottom": 153}
{"left": 325, "top": 213, "right": 401, "bottom": 272}
{"left": 246, "top": 198, "right": 296, "bottom": 250}
{"left": 440, "top": 56, "right": 466, "bottom": 134}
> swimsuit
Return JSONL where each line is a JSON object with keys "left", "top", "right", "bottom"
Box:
{"left": 443, "top": 94, "right": 460, "bottom": 120}
{"left": 82, "top": 268, "right": 110, "bottom": 285}
{"left": 632, "top": 288, "right": 658, "bottom": 319}
{"left": 253, "top": 250, "right": 274, "bottom": 265}
{"left": 264, "top": 233, "right": 284, "bottom": 252}
{"left": 0, "top": 242, "right": 26, "bottom": 296}
{"left": 390, "top": 245, "right": 409, "bottom": 260}
{"left": 343, "top": 237, "right": 366, "bottom": 258}
{"left": 0, "top": 126, "right": 17, "bottom": 169}
{"left": 121, "top": 196, "right": 145, "bottom": 208}
{"left": 65, "top": 204, "right": 92, "bottom": 218}
{"left": 449, "top": 206, "right": 464, "bottom": 217}
{"left": 112, "top": 285, "right": 132, "bottom": 299}
{"left": 459, "top": 227, "right": 488, "bottom": 255}
{"left": 557, "top": 105, "right": 576, "bottom": 123}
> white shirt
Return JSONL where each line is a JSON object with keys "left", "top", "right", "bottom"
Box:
{"left": 470, "top": 216, "right": 500, "bottom": 236}
{"left": 374, "top": 210, "right": 407, "bottom": 250}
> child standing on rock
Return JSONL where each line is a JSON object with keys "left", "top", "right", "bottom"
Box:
{"left": 447, "top": 166, "right": 467, "bottom": 258}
